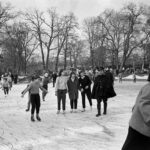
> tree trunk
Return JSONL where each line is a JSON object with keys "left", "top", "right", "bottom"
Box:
{"left": 46, "top": 47, "right": 50, "bottom": 71}
{"left": 119, "top": 55, "right": 126, "bottom": 72}
{"left": 90, "top": 45, "right": 94, "bottom": 68}
{"left": 38, "top": 33, "right": 46, "bottom": 70}
{"left": 64, "top": 38, "right": 67, "bottom": 70}
{"left": 55, "top": 53, "right": 59, "bottom": 72}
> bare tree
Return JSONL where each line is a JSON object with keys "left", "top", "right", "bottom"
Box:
{"left": 55, "top": 12, "right": 78, "bottom": 71}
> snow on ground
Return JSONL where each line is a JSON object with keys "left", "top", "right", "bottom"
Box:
{"left": 115, "top": 74, "right": 148, "bottom": 80}
{"left": 0, "top": 81, "right": 147, "bottom": 150}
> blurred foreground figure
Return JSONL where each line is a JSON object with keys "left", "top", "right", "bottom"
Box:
{"left": 121, "top": 74, "right": 150, "bottom": 150}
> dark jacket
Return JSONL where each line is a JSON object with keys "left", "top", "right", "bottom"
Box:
{"left": 52, "top": 73, "right": 57, "bottom": 81}
{"left": 42, "top": 77, "right": 49, "bottom": 86}
{"left": 105, "top": 71, "right": 114, "bottom": 86}
{"left": 78, "top": 75, "right": 92, "bottom": 91}
{"left": 67, "top": 77, "right": 79, "bottom": 100}
{"left": 92, "top": 74, "right": 107, "bottom": 99}
{"left": 105, "top": 71, "right": 116, "bottom": 98}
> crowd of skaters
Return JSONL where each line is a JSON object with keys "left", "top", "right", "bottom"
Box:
{"left": 21, "top": 69, "right": 150, "bottom": 149}
{"left": 20, "top": 67, "right": 116, "bottom": 122}
{"left": 1, "top": 68, "right": 150, "bottom": 149}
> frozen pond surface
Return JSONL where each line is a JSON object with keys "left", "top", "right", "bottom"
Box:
{"left": 0, "top": 81, "right": 146, "bottom": 150}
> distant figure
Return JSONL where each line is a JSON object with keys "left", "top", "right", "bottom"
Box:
{"left": 51, "top": 72, "right": 57, "bottom": 87}
{"left": 118, "top": 72, "right": 123, "bottom": 83}
{"left": 2, "top": 77, "right": 9, "bottom": 97}
{"left": 14, "top": 74, "right": 18, "bottom": 84}
{"left": 42, "top": 73, "right": 49, "bottom": 101}
{"left": 121, "top": 74, "right": 150, "bottom": 150}
{"left": 7, "top": 74, "right": 13, "bottom": 90}
{"left": 133, "top": 73, "right": 136, "bottom": 83}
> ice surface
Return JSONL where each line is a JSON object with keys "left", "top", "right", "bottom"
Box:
{"left": 0, "top": 81, "right": 146, "bottom": 150}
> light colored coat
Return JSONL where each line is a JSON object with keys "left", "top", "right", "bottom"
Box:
{"left": 129, "top": 82, "right": 150, "bottom": 137}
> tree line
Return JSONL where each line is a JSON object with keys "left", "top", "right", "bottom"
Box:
{"left": 0, "top": 2, "right": 150, "bottom": 75}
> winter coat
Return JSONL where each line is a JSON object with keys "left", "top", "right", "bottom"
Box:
{"left": 129, "top": 82, "right": 150, "bottom": 137}
{"left": 92, "top": 74, "right": 107, "bottom": 99}
{"left": 105, "top": 71, "right": 116, "bottom": 98}
{"left": 67, "top": 77, "right": 79, "bottom": 100}
{"left": 78, "top": 75, "right": 92, "bottom": 91}
{"left": 42, "top": 77, "right": 49, "bottom": 86}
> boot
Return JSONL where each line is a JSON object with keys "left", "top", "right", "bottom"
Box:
{"left": 57, "top": 110, "right": 60, "bottom": 114}
{"left": 36, "top": 114, "right": 41, "bottom": 121}
{"left": 103, "top": 102, "right": 107, "bottom": 115}
{"left": 81, "top": 108, "right": 85, "bottom": 112}
{"left": 96, "top": 103, "right": 101, "bottom": 117}
{"left": 31, "top": 115, "right": 35, "bottom": 122}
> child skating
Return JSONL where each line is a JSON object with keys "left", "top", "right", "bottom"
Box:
{"left": 21, "top": 75, "right": 48, "bottom": 122}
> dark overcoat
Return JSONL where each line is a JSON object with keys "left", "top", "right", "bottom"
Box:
{"left": 92, "top": 74, "right": 116, "bottom": 99}
{"left": 67, "top": 77, "right": 79, "bottom": 100}
{"left": 92, "top": 74, "right": 107, "bottom": 99}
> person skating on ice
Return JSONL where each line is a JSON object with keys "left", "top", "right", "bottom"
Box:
{"left": 79, "top": 70, "right": 92, "bottom": 112}
{"left": 21, "top": 76, "right": 34, "bottom": 112}
{"left": 2, "top": 77, "right": 9, "bottom": 97}
{"left": 7, "top": 74, "right": 13, "bottom": 91}
{"left": 42, "top": 72, "right": 49, "bottom": 101}
{"left": 21, "top": 75, "right": 48, "bottom": 122}
{"left": 55, "top": 69, "right": 68, "bottom": 115}
{"left": 51, "top": 72, "right": 57, "bottom": 87}
{"left": 67, "top": 72, "right": 79, "bottom": 113}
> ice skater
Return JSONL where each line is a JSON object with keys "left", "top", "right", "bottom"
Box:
{"left": 55, "top": 69, "right": 68, "bottom": 114}
{"left": 79, "top": 70, "right": 92, "bottom": 112}
{"left": 121, "top": 74, "right": 150, "bottom": 150}
{"left": 67, "top": 72, "right": 79, "bottom": 113}
{"left": 2, "top": 77, "right": 9, "bottom": 97}
{"left": 7, "top": 74, "right": 13, "bottom": 90}
{"left": 42, "top": 72, "right": 49, "bottom": 101}
{"left": 21, "top": 75, "right": 48, "bottom": 122}
{"left": 92, "top": 67, "right": 108, "bottom": 117}
{"left": 21, "top": 76, "right": 34, "bottom": 112}
{"left": 51, "top": 72, "right": 57, "bottom": 87}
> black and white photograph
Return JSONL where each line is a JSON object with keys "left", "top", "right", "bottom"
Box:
{"left": 0, "top": 0, "right": 150, "bottom": 149}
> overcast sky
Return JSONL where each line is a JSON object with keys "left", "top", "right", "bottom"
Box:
{"left": 1, "top": 0, "right": 150, "bottom": 22}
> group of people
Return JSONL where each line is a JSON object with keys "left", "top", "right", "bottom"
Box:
{"left": 55, "top": 67, "right": 116, "bottom": 117}
{"left": 21, "top": 67, "right": 116, "bottom": 122}
{"left": 2, "top": 68, "right": 150, "bottom": 149}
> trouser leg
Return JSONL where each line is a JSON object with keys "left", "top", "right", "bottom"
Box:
{"left": 97, "top": 99, "right": 101, "bottom": 115}
{"left": 35, "top": 94, "right": 41, "bottom": 115}
{"left": 31, "top": 95, "right": 36, "bottom": 115}
{"left": 86, "top": 90, "right": 92, "bottom": 106}
{"left": 27, "top": 93, "right": 31, "bottom": 110}
{"left": 4, "top": 88, "right": 6, "bottom": 95}
{"left": 70, "top": 99, "right": 73, "bottom": 109}
{"left": 81, "top": 92, "right": 86, "bottom": 108}
{"left": 74, "top": 99, "right": 78, "bottom": 109}
{"left": 57, "top": 91, "right": 61, "bottom": 110}
{"left": 103, "top": 99, "right": 107, "bottom": 114}
{"left": 62, "top": 92, "right": 66, "bottom": 111}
